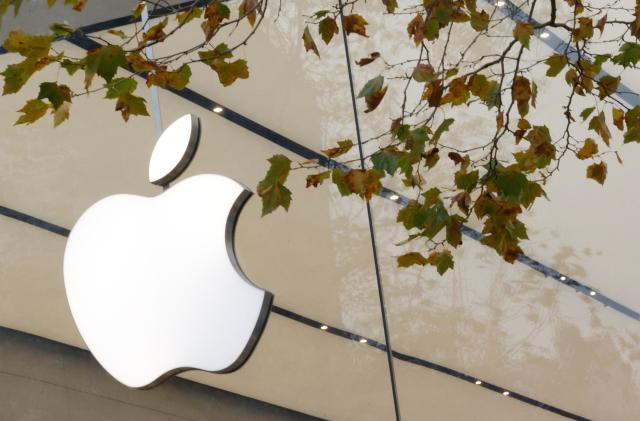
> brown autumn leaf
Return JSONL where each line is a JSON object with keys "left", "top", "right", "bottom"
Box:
{"left": 356, "top": 52, "right": 380, "bottom": 66}
{"left": 342, "top": 14, "right": 368, "bottom": 37}
{"left": 612, "top": 107, "right": 625, "bottom": 130}
{"left": 576, "top": 138, "right": 598, "bottom": 160}
{"left": 302, "top": 26, "right": 319, "bottom": 57}
{"left": 586, "top": 161, "right": 607, "bottom": 185}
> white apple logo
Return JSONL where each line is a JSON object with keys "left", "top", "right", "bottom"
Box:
{"left": 64, "top": 114, "right": 273, "bottom": 389}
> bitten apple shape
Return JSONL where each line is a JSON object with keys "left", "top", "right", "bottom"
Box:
{"left": 63, "top": 115, "right": 272, "bottom": 389}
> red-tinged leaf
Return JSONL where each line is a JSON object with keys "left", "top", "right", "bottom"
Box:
{"left": 364, "top": 86, "right": 387, "bottom": 113}
{"left": 239, "top": 0, "right": 259, "bottom": 27}
{"left": 201, "top": 2, "right": 230, "bottom": 41}
{"left": 586, "top": 161, "right": 607, "bottom": 185}
{"left": 407, "top": 14, "right": 425, "bottom": 46}
{"left": 302, "top": 26, "right": 319, "bottom": 57}
{"left": 306, "top": 171, "right": 330, "bottom": 188}
{"left": 595, "top": 14, "right": 607, "bottom": 33}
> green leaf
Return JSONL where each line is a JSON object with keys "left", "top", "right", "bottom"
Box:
{"left": 357, "top": 75, "right": 387, "bottom": 112}
{"left": 1, "top": 58, "right": 49, "bottom": 95}
{"left": 513, "top": 21, "right": 534, "bottom": 49}
{"left": 115, "top": 93, "right": 149, "bottom": 121}
{"left": 598, "top": 75, "right": 620, "bottom": 99}
{"left": 397, "top": 252, "right": 427, "bottom": 267}
{"left": 624, "top": 106, "right": 640, "bottom": 143}
{"left": 37, "top": 82, "right": 71, "bottom": 109}
{"left": 84, "top": 45, "right": 127, "bottom": 89}
{"left": 176, "top": 7, "right": 203, "bottom": 25}
{"left": 15, "top": 98, "right": 48, "bottom": 125}
{"left": 358, "top": 75, "right": 384, "bottom": 98}
{"left": 612, "top": 42, "right": 640, "bottom": 67}
{"left": 470, "top": 10, "right": 489, "bottom": 32}
{"left": 49, "top": 22, "right": 75, "bottom": 36}
{"left": 199, "top": 46, "right": 249, "bottom": 86}
{"left": 427, "top": 250, "right": 454, "bottom": 275}
{"left": 318, "top": 17, "right": 339, "bottom": 44}
{"left": 105, "top": 78, "right": 137, "bottom": 99}
{"left": 545, "top": 54, "right": 568, "bottom": 77}
{"left": 580, "top": 107, "right": 595, "bottom": 121}
{"left": 257, "top": 155, "right": 292, "bottom": 216}
{"left": 455, "top": 169, "right": 479, "bottom": 192}
{"left": 3, "top": 30, "right": 54, "bottom": 58}
{"left": 371, "top": 147, "right": 401, "bottom": 175}
{"left": 412, "top": 63, "right": 435, "bottom": 83}
{"left": 586, "top": 161, "right": 607, "bottom": 185}
{"left": 588, "top": 111, "right": 611, "bottom": 146}
{"left": 432, "top": 118, "right": 454, "bottom": 144}
{"left": 331, "top": 167, "right": 352, "bottom": 196}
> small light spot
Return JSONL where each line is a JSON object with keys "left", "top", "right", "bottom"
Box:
{"left": 496, "top": 0, "right": 506, "bottom": 6}
{"left": 475, "top": 380, "right": 482, "bottom": 385}
{"left": 560, "top": 275, "right": 567, "bottom": 281}
{"left": 502, "top": 391, "right": 510, "bottom": 396}
{"left": 540, "top": 32, "right": 550, "bottom": 39}
{"left": 320, "top": 325, "right": 328, "bottom": 330}
{"left": 590, "top": 291, "right": 597, "bottom": 296}
{"left": 359, "top": 338, "right": 367, "bottom": 344}
{"left": 213, "top": 106, "right": 224, "bottom": 113}
{"left": 389, "top": 194, "right": 400, "bottom": 201}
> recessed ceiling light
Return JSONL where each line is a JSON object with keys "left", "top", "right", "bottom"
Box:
{"left": 389, "top": 194, "right": 400, "bottom": 201}
{"left": 213, "top": 106, "right": 224, "bottom": 113}
{"left": 496, "top": 0, "right": 506, "bottom": 6}
{"left": 590, "top": 291, "right": 596, "bottom": 296}
{"left": 359, "top": 338, "right": 367, "bottom": 344}
{"left": 502, "top": 391, "right": 510, "bottom": 396}
{"left": 560, "top": 275, "right": 567, "bottom": 281}
{"left": 475, "top": 380, "right": 482, "bottom": 385}
{"left": 320, "top": 325, "right": 328, "bottom": 330}
{"left": 540, "top": 32, "right": 550, "bottom": 39}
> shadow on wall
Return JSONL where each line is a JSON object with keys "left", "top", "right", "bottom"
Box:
{"left": 0, "top": 326, "right": 323, "bottom": 421}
